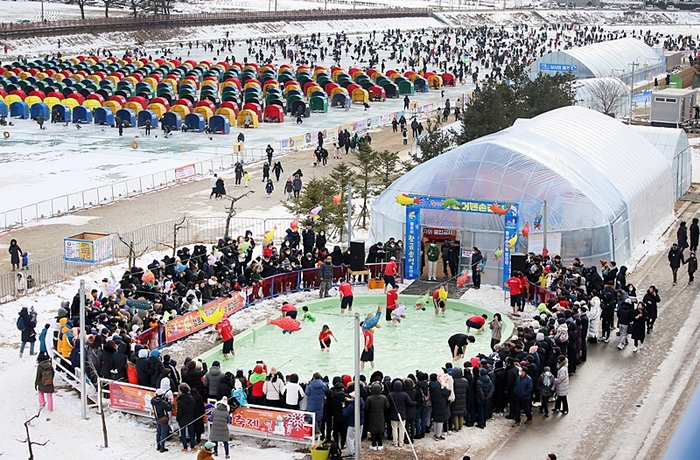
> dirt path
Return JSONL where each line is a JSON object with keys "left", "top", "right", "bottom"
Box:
{"left": 0, "top": 121, "right": 416, "bottom": 270}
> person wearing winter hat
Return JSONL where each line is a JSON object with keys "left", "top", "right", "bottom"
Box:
{"left": 208, "top": 398, "right": 231, "bottom": 458}
{"left": 197, "top": 441, "right": 215, "bottom": 460}
{"left": 177, "top": 383, "right": 197, "bottom": 452}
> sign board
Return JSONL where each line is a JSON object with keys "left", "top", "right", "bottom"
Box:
{"left": 233, "top": 142, "right": 244, "bottom": 153}
{"left": 109, "top": 381, "right": 155, "bottom": 415}
{"left": 422, "top": 227, "right": 457, "bottom": 241}
{"left": 527, "top": 232, "right": 562, "bottom": 256}
{"left": 231, "top": 405, "right": 313, "bottom": 441}
{"left": 405, "top": 208, "right": 421, "bottom": 279}
{"left": 163, "top": 292, "right": 246, "bottom": 343}
{"left": 174, "top": 163, "right": 196, "bottom": 180}
{"left": 64, "top": 232, "right": 113, "bottom": 264}
{"left": 539, "top": 63, "right": 578, "bottom": 72}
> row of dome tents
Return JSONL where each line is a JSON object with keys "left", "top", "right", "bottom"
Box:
{"left": 2, "top": 56, "right": 458, "bottom": 133}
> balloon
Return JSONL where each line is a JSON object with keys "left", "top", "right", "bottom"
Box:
{"left": 442, "top": 198, "right": 460, "bottom": 209}
{"left": 199, "top": 306, "right": 225, "bottom": 325}
{"left": 309, "top": 205, "right": 322, "bottom": 218}
{"left": 332, "top": 192, "right": 342, "bottom": 205}
{"left": 264, "top": 226, "right": 277, "bottom": 243}
{"left": 290, "top": 216, "right": 300, "bottom": 230}
{"left": 395, "top": 194, "right": 419, "bottom": 206}
{"left": 238, "top": 241, "right": 251, "bottom": 254}
{"left": 494, "top": 247, "right": 503, "bottom": 261}
{"left": 507, "top": 233, "right": 518, "bottom": 249}
{"left": 522, "top": 222, "right": 530, "bottom": 238}
{"left": 438, "top": 286, "right": 448, "bottom": 301}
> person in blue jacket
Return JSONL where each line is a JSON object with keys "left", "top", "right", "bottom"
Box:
{"left": 512, "top": 366, "right": 533, "bottom": 427}
{"left": 305, "top": 372, "right": 328, "bottom": 438}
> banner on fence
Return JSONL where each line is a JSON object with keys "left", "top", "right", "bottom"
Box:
{"left": 174, "top": 164, "right": 196, "bottom": 180}
{"left": 109, "top": 381, "right": 155, "bottom": 415}
{"left": 231, "top": 405, "right": 313, "bottom": 440}
{"left": 164, "top": 292, "right": 246, "bottom": 343}
{"left": 289, "top": 134, "right": 305, "bottom": 148}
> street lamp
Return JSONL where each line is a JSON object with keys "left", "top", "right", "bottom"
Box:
{"left": 628, "top": 57, "right": 651, "bottom": 125}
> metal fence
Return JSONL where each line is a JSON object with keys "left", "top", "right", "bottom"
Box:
{"left": 0, "top": 216, "right": 292, "bottom": 304}
{"left": 0, "top": 102, "right": 441, "bottom": 233}
{"left": 0, "top": 7, "right": 431, "bottom": 38}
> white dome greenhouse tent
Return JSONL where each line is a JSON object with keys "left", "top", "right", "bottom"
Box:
{"left": 370, "top": 106, "right": 673, "bottom": 285}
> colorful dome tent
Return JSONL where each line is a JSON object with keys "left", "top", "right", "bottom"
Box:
{"left": 163, "top": 111, "right": 182, "bottom": 130}
{"left": 10, "top": 101, "right": 29, "bottom": 118}
{"left": 30, "top": 102, "right": 49, "bottom": 120}
{"left": 73, "top": 105, "right": 93, "bottom": 123}
{"left": 184, "top": 113, "right": 206, "bottom": 132}
{"left": 331, "top": 92, "right": 350, "bottom": 108}
{"left": 263, "top": 104, "right": 284, "bottom": 122}
{"left": 0, "top": 100, "right": 7, "bottom": 117}
{"left": 137, "top": 109, "right": 159, "bottom": 128}
{"left": 209, "top": 114, "right": 230, "bottom": 134}
{"left": 51, "top": 104, "right": 71, "bottom": 122}
{"left": 116, "top": 108, "right": 136, "bottom": 127}
{"left": 289, "top": 100, "right": 307, "bottom": 116}
{"left": 351, "top": 88, "right": 369, "bottom": 104}
{"left": 379, "top": 82, "right": 398, "bottom": 98}
{"left": 397, "top": 79, "right": 415, "bottom": 95}
{"left": 413, "top": 77, "right": 429, "bottom": 93}
{"left": 441, "top": 72, "right": 455, "bottom": 86}
{"left": 94, "top": 106, "right": 114, "bottom": 125}
{"left": 370, "top": 107, "right": 674, "bottom": 283}
{"left": 368, "top": 85, "right": 386, "bottom": 101}
{"left": 215, "top": 107, "right": 237, "bottom": 126}
{"left": 309, "top": 96, "right": 328, "bottom": 113}
{"left": 237, "top": 109, "right": 259, "bottom": 128}
{"left": 428, "top": 74, "right": 443, "bottom": 89}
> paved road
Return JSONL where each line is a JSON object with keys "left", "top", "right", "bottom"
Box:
{"left": 0, "top": 121, "right": 412, "bottom": 268}
{"left": 483, "top": 201, "right": 700, "bottom": 460}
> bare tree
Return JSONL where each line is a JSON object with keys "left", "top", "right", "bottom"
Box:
{"left": 65, "top": 0, "right": 92, "bottom": 19}
{"left": 584, "top": 77, "right": 629, "bottom": 118}
{"left": 18, "top": 408, "right": 48, "bottom": 460}
{"left": 224, "top": 191, "right": 255, "bottom": 237}
{"left": 158, "top": 215, "right": 189, "bottom": 258}
{"left": 117, "top": 234, "right": 149, "bottom": 268}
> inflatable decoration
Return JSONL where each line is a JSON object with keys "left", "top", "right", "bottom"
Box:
{"left": 289, "top": 216, "right": 300, "bottom": 230}
{"left": 237, "top": 241, "right": 251, "bottom": 254}
{"left": 415, "top": 293, "right": 431, "bottom": 310}
{"left": 362, "top": 308, "right": 382, "bottom": 330}
{"left": 332, "top": 192, "right": 342, "bottom": 205}
{"left": 438, "top": 286, "right": 448, "bottom": 301}
{"left": 456, "top": 271, "right": 470, "bottom": 288}
{"left": 490, "top": 203, "right": 510, "bottom": 215}
{"left": 522, "top": 222, "right": 530, "bottom": 238}
{"left": 264, "top": 226, "right": 276, "bottom": 243}
{"left": 395, "top": 194, "right": 419, "bottom": 206}
{"left": 442, "top": 198, "right": 460, "bottom": 209}
{"left": 494, "top": 247, "right": 503, "bottom": 261}
{"left": 199, "top": 305, "right": 225, "bottom": 325}
{"left": 534, "top": 213, "right": 543, "bottom": 230}
{"left": 391, "top": 304, "right": 407, "bottom": 323}
{"left": 141, "top": 269, "right": 155, "bottom": 284}
{"left": 267, "top": 316, "right": 301, "bottom": 333}
{"left": 507, "top": 233, "right": 518, "bottom": 249}
{"left": 309, "top": 205, "right": 322, "bottom": 221}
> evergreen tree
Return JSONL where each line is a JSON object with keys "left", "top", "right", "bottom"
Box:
{"left": 456, "top": 64, "right": 576, "bottom": 145}
{"left": 412, "top": 117, "right": 455, "bottom": 166}
{"left": 375, "top": 149, "right": 401, "bottom": 188}
{"left": 352, "top": 143, "right": 379, "bottom": 229}
{"left": 282, "top": 177, "right": 346, "bottom": 236}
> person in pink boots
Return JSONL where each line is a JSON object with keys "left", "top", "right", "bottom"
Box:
{"left": 35, "top": 352, "right": 55, "bottom": 411}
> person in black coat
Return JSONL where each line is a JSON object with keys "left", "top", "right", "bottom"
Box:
{"left": 504, "top": 359, "right": 519, "bottom": 420}
{"left": 631, "top": 302, "right": 648, "bottom": 352}
{"left": 365, "top": 382, "right": 389, "bottom": 449}
{"left": 471, "top": 247, "right": 483, "bottom": 289}
{"left": 111, "top": 341, "right": 129, "bottom": 381}
{"left": 8, "top": 238, "right": 22, "bottom": 271}
{"left": 18, "top": 306, "right": 37, "bottom": 357}
{"left": 190, "top": 388, "right": 206, "bottom": 444}
{"left": 182, "top": 360, "right": 208, "bottom": 398}
{"left": 668, "top": 243, "right": 685, "bottom": 286}
{"left": 642, "top": 285, "right": 660, "bottom": 333}
{"left": 690, "top": 218, "right": 699, "bottom": 252}
{"left": 176, "top": 383, "right": 197, "bottom": 451}
{"left": 302, "top": 225, "right": 315, "bottom": 255}
{"left": 450, "top": 367, "right": 468, "bottom": 431}
{"left": 403, "top": 378, "right": 419, "bottom": 442}
{"left": 388, "top": 379, "right": 416, "bottom": 447}
{"left": 465, "top": 366, "right": 478, "bottom": 427}
{"left": 428, "top": 374, "right": 451, "bottom": 439}
{"left": 100, "top": 340, "right": 116, "bottom": 379}
{"left": 492, "top": 361, "right": 508, "bottom": 415}
{"left": 586, "top": 266, "right": 604, "bottom": 294}
{"left": 678, "top": 221, "right": 689, "bottom": 250}
{"left": 148, "top": 350, "right": 165, "bottom": 389}
{"left": 135, "top": 348, "right": 151, "bottom": 387}
{"left": 366, "top": 242, "right": 385, "bottom": 264}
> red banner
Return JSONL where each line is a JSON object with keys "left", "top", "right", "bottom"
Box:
{"left": 231, "top": 405, "right": 310, "bottom": 440}
{"left": 109, "top": 381, "right": 155, "bottom": 415}
{"left": 164, "top": 292, "right": 246, "bottom": 343}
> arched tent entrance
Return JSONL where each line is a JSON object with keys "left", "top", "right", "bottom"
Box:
{"left": 399, "top": 196, "right": 518, "bottom": 287}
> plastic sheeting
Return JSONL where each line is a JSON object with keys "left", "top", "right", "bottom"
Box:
{"left": 631, "top": 125, "right": 691, "bottom": 201}
{"left": 573, "top": 77, "right": 630, "bottom": 119}
{"left": 370, "top": 106, "right": 673, "bottom": 266}
{"left": 528, "top": 37, "right": 665, "bottom": 85}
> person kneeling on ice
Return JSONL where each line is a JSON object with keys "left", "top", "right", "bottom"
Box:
{"left": 318, "top": 325, "right": 337, "bottom": 353}
{"left": 302, "top": 306, "right": 316, "bottom": 322}
{"left": 466, "top": 314, "right": 488, "bottom": 334}
{"left": 281, "top": 301, "right": 297, "bottom": 319}
{"left": 448, "top": 333, "right": 475, "bottom": 361}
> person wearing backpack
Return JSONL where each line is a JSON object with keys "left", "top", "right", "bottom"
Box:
{"left": 18, "top": 306, "right": 37, "bottom": 358}
{"left": 537, "top": 366, "right": 555, "bottom": 417}
{"left": 34, "top": 352, "right": 54, "bottom": 411}
{"left": 151, "top": 388, "right": 173, "bottom": 452}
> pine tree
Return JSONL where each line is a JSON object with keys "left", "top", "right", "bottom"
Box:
{"left": 412, "top": 118, "right": 454, "bottom": 166}
{"left": 282, "top": 177, "right": 346, "bottom": 236}
{"left": 374, "top": 149, "right": 401, "bottom": 188}
{"left": 352, "top": 142, "right": 379, "bottom": 229}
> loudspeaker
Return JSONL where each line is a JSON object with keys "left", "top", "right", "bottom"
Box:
{"left": 510, "top": 253, "right": 527, "bottom": 276}
{"left": 350, "top": 241, "right": 365, "bottom": 271}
